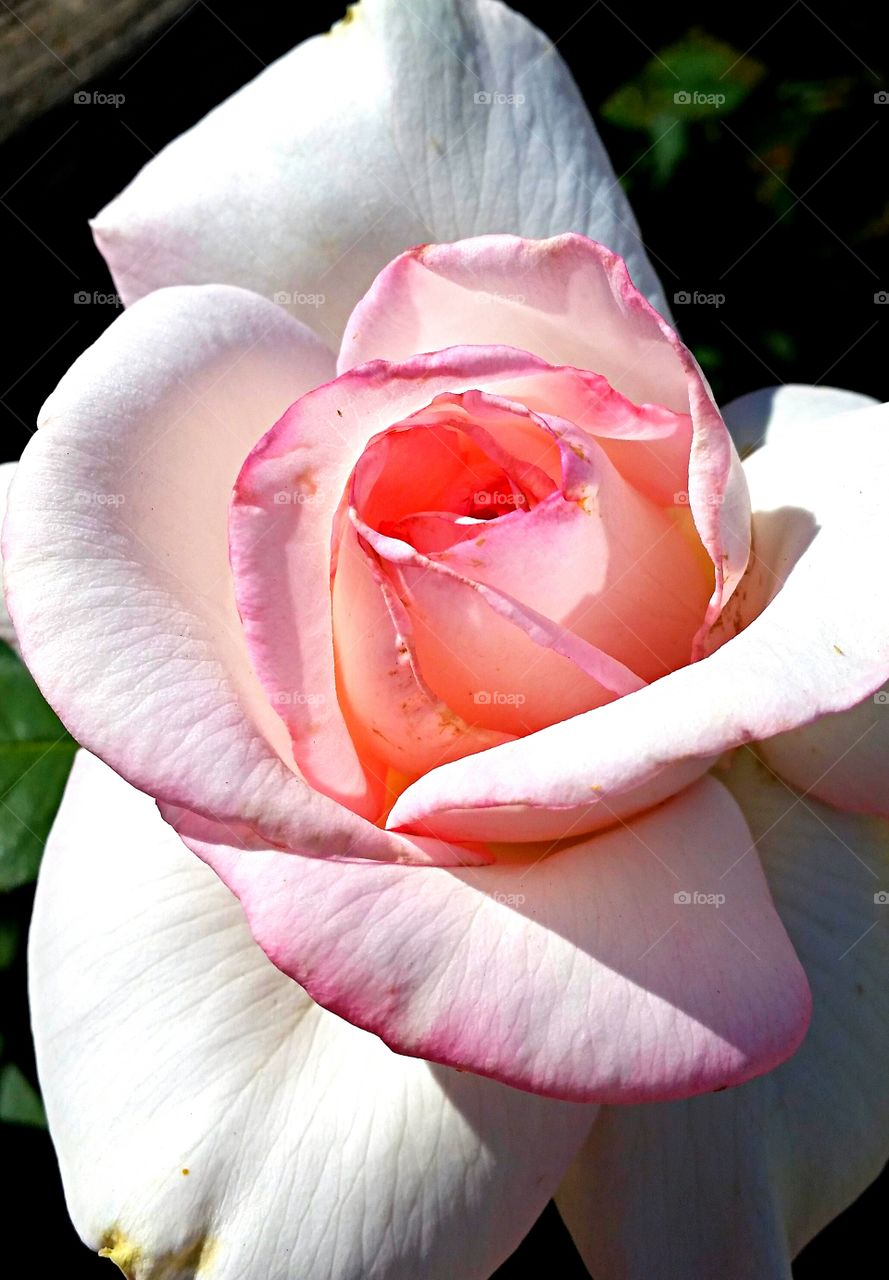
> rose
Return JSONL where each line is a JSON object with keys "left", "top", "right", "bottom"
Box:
{"left": 228, "top": 234, "right": 749, "bottom": 819}
{"left": 2, "top": 2, "right": 889, "bottom": 1277}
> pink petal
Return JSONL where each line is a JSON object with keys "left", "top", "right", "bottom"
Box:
{"left": 388, "top": 401, "right": 889, "bottom": 842}
{"left": 188, "top": 774, "right": 810, "bottom": 1103}
{"left": 338, "top": 233, "right": 750, "bottom": 628}
{"left": 1, "top": 285, "right": 480, "bottom": 869}
{"left": 333, "top": 516, "right": 514, "bottom": 779}
{"left": 357, "top": 513, "right": 644, "bottom": 735}
{"left": 431, "top": 412, "right": 712, "bottom": 683}
{"left": 229, "top": 346, "right": 580, "bottom": 808}
{"left": 33, "top": 751, "right": 591, "bottom": 1280}
{"left": 558, "top": 746, "right": 889, "bottom": 1276}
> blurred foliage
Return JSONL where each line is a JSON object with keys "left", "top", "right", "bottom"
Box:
{"left": 0, "top": 641, "right": 72, "bottom": 1137}
{"left": 0, "top": 1061, "right": 46, "bottom": 1127}
{"left": 602, "top": 30, "right": 765, "bottom": 183}
{"left": 588, "top": 13, "right": 888, "bottom": 402}
{"left": 0, "top": 640, "right": 76, "bottom": 891}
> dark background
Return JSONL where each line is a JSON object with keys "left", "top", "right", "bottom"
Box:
{"left": 1, "top": 1, "right": 885, "bottom": 1274}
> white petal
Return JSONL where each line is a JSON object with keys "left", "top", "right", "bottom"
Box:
{"left": 31, "top": 752, "right": 593, "bottom": 1280}
{"left": 92, "top": 0, "right": 669, "bottom": 341}
{"left": 724, "top": 390, "right": 889, "bottom": 817}
{"left": 556, "top": 748, "right": 889, "bottom": 1278}
{"left": 721, "top": 383, "right": 877, "bottom": 455}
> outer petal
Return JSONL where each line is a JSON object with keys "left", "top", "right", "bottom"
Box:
{"left": 388, "top": 401, "right": 889, "bottom": 842}
{"left": 0, "top": 462, "right": 16, "bottom": 650}
{"left": 1, "top": 286, "right": 472, "bottom": 867}
{"left": 556, "top": 749, "right": 889, "bottom": 1278}
{"left": 32, "top": 752, "right": 592, "bottom": 1280}
{"left": 340, "top": 234, "right": 750, "bottom": 626}
{"left": 92, "top": 0, "right": 670, "bottom": 338}
{"left": 761, "top": 688, "right": 889, "bottom": 819}
{"left": 188, "top": 775, "right": 810, "bottom": 1103}
{"left": 720, "top": 385, "right": 888, "bottom": 818}
{"left": 721, "top": 382, "right": 878, "bottom": 456}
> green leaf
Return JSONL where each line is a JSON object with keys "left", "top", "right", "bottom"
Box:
{"left": 0, "top": 1064, "right": 47, "bottom": 1127}
{"left": 0, "top": 641, "right": 76, "bottom": 891}
{"left": 602, "top": 29, "right": 765, "bottom": 132}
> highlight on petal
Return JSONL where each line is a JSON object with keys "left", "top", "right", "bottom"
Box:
{"left": 191, "top": 775, "right": 810, "bottom": 1104}
{"left": 92, "top": 0, "right": 669, "bottom": 337}
{"left": 32, "top": 752, "right": 594, "bottom": 1280}
{"left": 339, "top": 233, "right": 751, "bottom": 634}
{"left": 388, "top": 400, "right": 889, "bottom": 842}
{"left": 557, "top": 748, "right": 889, "bottom": 1277}
{"left": 1, "top": 285, "right": 473, "bottom": 868}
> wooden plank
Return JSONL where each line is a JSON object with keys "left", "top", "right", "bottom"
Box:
{"left": 0, "top": 0, "right": 194, "bottom": 141}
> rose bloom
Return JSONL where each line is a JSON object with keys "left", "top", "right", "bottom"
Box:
{"left": 2, "top": 2, "right": 888, "bottom": 1278}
